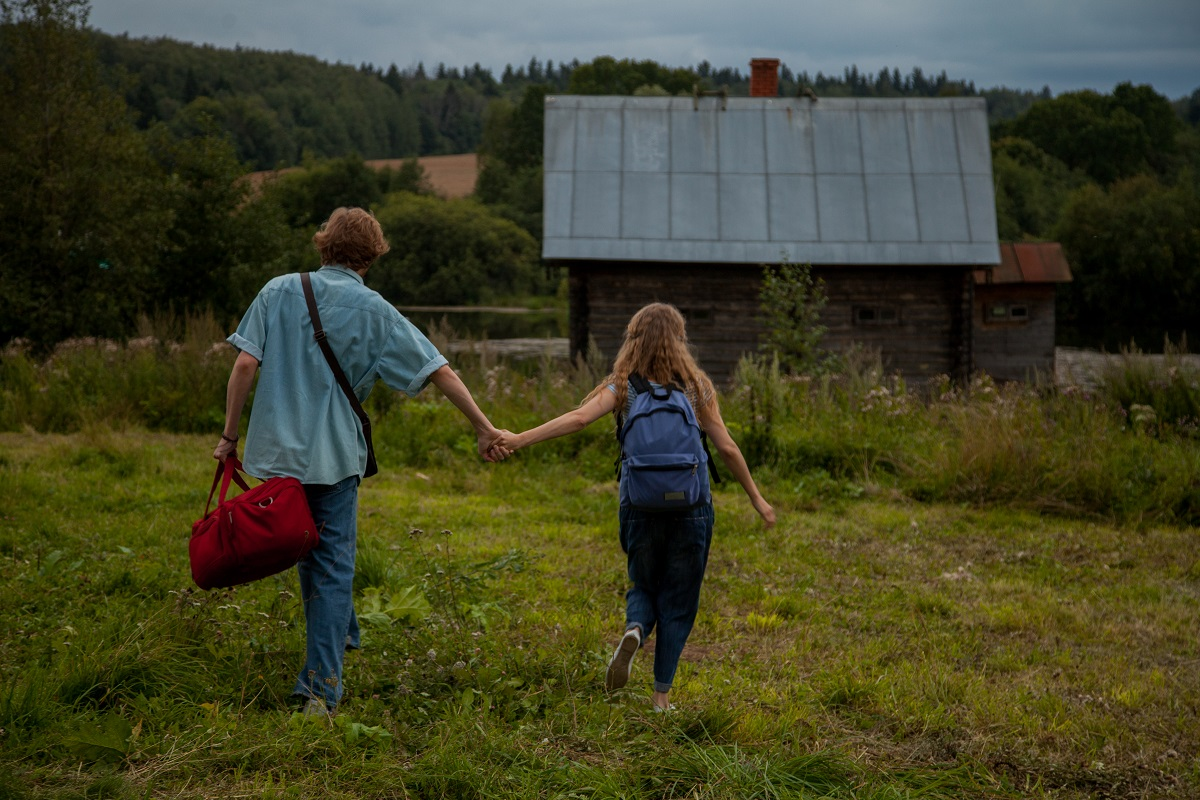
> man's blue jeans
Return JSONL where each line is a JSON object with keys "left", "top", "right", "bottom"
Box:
{"left": 294, "top": 475, "right": 361, "bottom": 708}
{"left": 618, "top": 501, "right": 715, "bottom": 693}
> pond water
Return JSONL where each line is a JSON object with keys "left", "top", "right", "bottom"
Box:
{"left": 397, "top": 306, "right": 570, "bottom": 360}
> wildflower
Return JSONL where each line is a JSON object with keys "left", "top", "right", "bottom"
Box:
{"left": 1130, "top": 404, "right": 1157, "bottom": 429}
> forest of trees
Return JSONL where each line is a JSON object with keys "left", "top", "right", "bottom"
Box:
{"left": 91, "top": 34, "right": 1065, "bottom": 172}
{"left": 991, "top": 84, "right": 1200, "bottom": 346}
{"left": 2, "top": 0, "right": 1198, "bottom": 353}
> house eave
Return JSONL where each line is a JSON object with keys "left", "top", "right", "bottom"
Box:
{"left": 544, "top": 239, "right": 1001, "bottom": 266}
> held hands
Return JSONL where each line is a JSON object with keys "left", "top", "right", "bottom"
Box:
{"left": 486, "top": 429, "right": 522, "bottom": 461}
{"left": 478, "top": 427, "right": 513, "bottom": 462}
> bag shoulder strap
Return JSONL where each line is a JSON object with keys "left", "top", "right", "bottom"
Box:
{"left": 300, "top": 272, "right": 378, "bottom": 478}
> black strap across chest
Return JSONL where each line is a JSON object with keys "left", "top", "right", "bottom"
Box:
{"left": 300, "top": 272, "right": 378, "bottom": 479}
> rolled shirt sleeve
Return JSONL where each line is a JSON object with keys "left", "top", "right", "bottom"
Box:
{"left": 377, "top": 319, "right": 449, "bottom": 396}
{"left": 227, "top": 283, "right": 272, "bottom": 361}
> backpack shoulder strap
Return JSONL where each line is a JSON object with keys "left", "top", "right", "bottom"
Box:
{"left": 701, "top": 432, "right": 722, "bottom": 484}
{"left": 628, "top": 373, "right": 652, "bottom": 395}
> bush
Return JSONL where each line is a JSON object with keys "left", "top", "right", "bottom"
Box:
{"left": 370, "top": 193, "right": 551, "bottom": 305}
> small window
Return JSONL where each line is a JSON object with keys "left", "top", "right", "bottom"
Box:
{"left": 985, "top": 302, "right": 1030, "bottom": 324}
{"left": 853, "top": 306, "right": 899, "bottom": 326}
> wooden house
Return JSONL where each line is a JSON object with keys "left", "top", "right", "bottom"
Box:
{"left": 973, "top": 242, "right": 1072, "bottom": 381}
{"left": 542, "top": 64, "right": 1006, "bottom": 384}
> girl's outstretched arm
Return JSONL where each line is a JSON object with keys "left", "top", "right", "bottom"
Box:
{"left": 495, "top": 390, "right": 617, "bottom": 452}
{"left": 696, "top": 400, "right": 776, "bottom": 528}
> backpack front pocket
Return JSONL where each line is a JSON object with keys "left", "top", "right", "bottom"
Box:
{"left": 624, "top": 453, "right": 703, "bottom": 509}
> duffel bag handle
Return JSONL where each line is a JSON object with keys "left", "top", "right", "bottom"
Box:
{"left": 203, "top": 456, "right": 253, "bottom": 517}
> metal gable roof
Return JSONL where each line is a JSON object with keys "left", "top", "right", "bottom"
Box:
{"left": 543, "top": 95, "right": 1000, "bottom": 266}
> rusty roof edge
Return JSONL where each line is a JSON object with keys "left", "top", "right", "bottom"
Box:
{"left": 975, "top": 242, "right": 1072, "bottom": 284}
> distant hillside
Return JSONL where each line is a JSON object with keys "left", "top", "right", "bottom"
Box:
{"left": 91, "top": 33, "right": 547, "bottom": 170}
{"left": 92, "top": 32, "right": 1057, "bottom": 171}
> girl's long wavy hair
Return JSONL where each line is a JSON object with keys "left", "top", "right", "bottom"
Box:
{"left": 584, "top": 303, "right": 716, "bottom": 415}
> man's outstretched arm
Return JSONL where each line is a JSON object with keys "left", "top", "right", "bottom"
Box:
{"left": 428, "top": 364, "right": 508, "bottom": 461}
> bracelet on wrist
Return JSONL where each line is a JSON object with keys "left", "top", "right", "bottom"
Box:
{"left": 221, "top": 433, "right": 238, "bottom": 444}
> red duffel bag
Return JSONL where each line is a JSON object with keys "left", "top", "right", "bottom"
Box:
{"left": 189, "top": 456, "right": 320, "bottom": 590}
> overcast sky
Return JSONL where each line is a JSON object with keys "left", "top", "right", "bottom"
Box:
{"left": 88, "top": 0, "right": 1200, "bottom": 99}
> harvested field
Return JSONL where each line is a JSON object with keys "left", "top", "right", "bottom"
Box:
{"left": 246, "top": 153, "right": 478, "bottom": 198}
{"left": 368, "top": 153, "right": 478, "bottom": 198}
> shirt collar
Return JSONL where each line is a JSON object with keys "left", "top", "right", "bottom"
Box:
{"left": 319, "top": 264, "right": 365, "bottom": 285}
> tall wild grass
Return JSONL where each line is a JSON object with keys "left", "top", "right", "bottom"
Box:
{"left": 0, "top": 313, "right": 234, "bottom": 433}
{"left": 2, "top": 318, "right": 1197, "bottom": 524}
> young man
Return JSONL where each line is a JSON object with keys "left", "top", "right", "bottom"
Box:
{"left": 213, "top": 207, "right": 507, "bottom": 715}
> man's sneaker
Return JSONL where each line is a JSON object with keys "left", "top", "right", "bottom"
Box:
{"left": 301, "top": 698, "right": 332, "bottom": 718}
{"left": 605, "top": 628, "right": 641, "bottom": 691}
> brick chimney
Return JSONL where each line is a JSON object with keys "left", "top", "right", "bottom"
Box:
{"left": 749, "top": 58, "right": 780, "bottom": 97}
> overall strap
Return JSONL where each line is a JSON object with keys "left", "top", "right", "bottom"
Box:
{"left": 300, "top": 272, "right": 378, "bottom": 478}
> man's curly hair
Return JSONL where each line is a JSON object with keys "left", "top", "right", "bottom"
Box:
{"left": 312, "top": 207, "right": 390, "bottom": 271}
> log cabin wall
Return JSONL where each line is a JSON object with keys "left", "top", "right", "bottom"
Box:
{"left": 814, "top": 267, "right": 973, "bottom": 383}
{"left": 568, "top": 263, "right": 974, "bottom": 385}
{"left": 973, "top": 284, "right": 1057, "bottom": 381}
{"left": 568, "top": 263, "right": 763, "bottom": 384}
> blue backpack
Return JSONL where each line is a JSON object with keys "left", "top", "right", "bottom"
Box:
{"left": 617, "top": 374, "right": 721, "bottom": 510}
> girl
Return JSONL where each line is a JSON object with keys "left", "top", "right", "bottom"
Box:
{"left": 492, "top": 303, "right": 774, "bottom": 711}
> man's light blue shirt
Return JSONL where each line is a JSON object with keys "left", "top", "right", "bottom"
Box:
{"left": 228, "top": 265, "right": 448, "bottom": 485}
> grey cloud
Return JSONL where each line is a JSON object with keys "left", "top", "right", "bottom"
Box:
{"left": 88, "top": 0, "right": 1200, "bottom": 96}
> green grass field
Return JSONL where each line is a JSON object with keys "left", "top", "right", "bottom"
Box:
{"left": 1, "top": 425, "right": 1197, "bottom": 799}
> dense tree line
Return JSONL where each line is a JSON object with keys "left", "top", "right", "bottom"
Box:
{"left": 4, "top": 1, "right": 1197, "bottom": 353}
{"left": 92, "top": 31, "right": 1067, "bottom": 172}
{"left": 92, "top": 37, "right": 586, "bottom": 169}
{"left": 991, "top": 84, "right": 1200, "bottom": 348}
{"left": 0, "top": 0, "right": 284, "bottom": 347}
{"left": 0, "top": 0, "right": 551, "bottom": 351}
